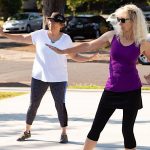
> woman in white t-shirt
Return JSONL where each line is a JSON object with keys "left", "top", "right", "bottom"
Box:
{"left": 0, "top": 12, "right": 98, "bottom": 143}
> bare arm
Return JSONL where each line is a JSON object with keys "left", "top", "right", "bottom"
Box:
{"left": 68, "top": 52, "right": 99, "bottom": 62}
{"left": 0, "top": 26, "right": 32, "bottom": 44}
{"left": 46, "top": 31, "right": 114, "bottom": 54}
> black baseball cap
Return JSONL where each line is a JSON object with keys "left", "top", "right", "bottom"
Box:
{"left": 48, "top": 12, "right": 66, "bottom": 23}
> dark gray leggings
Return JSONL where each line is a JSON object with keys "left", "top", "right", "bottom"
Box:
{"left": 87, "top": 103, "right": 138, "bottom": 149}
{"left": 26, "top": 78, "right": 68, "bottom": 127}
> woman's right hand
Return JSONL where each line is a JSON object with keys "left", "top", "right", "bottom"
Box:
{"left": 45, "top": 43, "right": 65, "bottom": 54}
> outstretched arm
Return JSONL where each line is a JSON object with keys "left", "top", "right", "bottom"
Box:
{"left": 68, "top": 52, "right": 99, "bottom": 62}
{"left": 46, "top": 31, "right": 114, "bottom": 54}
{"left": 0, "top": 26, "right": 32, "bottom": 44}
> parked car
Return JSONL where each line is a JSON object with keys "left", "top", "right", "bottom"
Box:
{"left": 138, "top": 54, "right": 150, "bottom": 65}
{"left": 64, "top": 15, "right": 113, "bottom": 41}
{"left": 138, "top": 33, "right": 150, "bottom": 65}
{"left": 137, "top": 33, "right": 150, "bottom": 65}
{"left": 3, "top": 12, "right": 43, "bottom": 33}
{"left": 106, "top": 13, "right": 117, "bottom": 30}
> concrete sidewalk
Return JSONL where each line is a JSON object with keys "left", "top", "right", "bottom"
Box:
{"left": 0, "top": 89, "right": 150, "bottom": 150}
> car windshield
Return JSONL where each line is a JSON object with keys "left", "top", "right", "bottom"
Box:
{"left": 8, "top": 14, "right": 29, "bottom": 20}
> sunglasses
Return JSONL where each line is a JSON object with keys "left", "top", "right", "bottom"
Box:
{"left": 117, "top": 17, "right": 130, "bottom": 23}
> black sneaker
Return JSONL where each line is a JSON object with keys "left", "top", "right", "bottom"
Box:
{"left": 59, "top": 134, "right": 68, "bottom": 143}
{"left": 17, "top": 131, "right": 31, "bottom": 141}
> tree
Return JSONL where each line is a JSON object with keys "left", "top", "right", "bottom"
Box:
{"left": 66, "top": 0, "right": 87, "bottom": 16}
{"left": 66, "top": 0, "right": 149, "bottom": 15}
{"left": 36, "top": 0, "right": 42, "bottom": 12}
{"left": 119, "top": 0, "right": 147, "bottom": 5}
{"left": 0, "top": 0, "right": 22, "bottom": 21}
{"left": 66, "top": 0, "right": 119, "bottom": 15}
{"left": 42, "top": 0, "right": 66, "bottom": 28}
{"left": 83, "top": 0, "right": 119, "bottom": 14}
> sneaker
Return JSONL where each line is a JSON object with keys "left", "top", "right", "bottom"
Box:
{"left": 59, "top": 134, "right": 68, "bottom": 143}
{"left": 17, "top": 131, "right": 31, "bottom": 141}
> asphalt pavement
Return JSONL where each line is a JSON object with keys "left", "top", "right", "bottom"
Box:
{"left": 0, "top": 88, "right": 150, "bottom": 150}
{"left": 0, "top": 37, "right": 150, "bottom": 150}
{"left": 0, "top": 49, "right": 150, "bottom": 87}
{"left": 0, "top": 36, "right": 150, "bottom": 87}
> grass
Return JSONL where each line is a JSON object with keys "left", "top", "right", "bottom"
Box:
{"left": 0, "top": 85, "right": 149, "bottom": 101}
{"left": 68, "top": 84, "right": 104, "bottom": 89}
{"left": 142, "top": 87, "right": 150, "bottom": 90}
{"left": 0, "top": 92, "right": 27, "bottom": 100}
{"left": 68, "top": 84, "right": 150, "bottom": 90}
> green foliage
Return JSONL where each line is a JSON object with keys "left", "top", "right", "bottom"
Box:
{"left": 0, "top": 0, "right": 22, "bottom": 21}
{"left": 66, "top": 0, "right": 149, "bottom": 15}
{"left": 147, "top": 0, "right": 150, "bottom": 5}
{"left": 66, "top": 0, "right": 84, "bottom": 15}
{"left": 66, "top": 0, "right": 119, "bottom": 15}
{"left": 36, "top": 0, "right": 42, "bottom": 11}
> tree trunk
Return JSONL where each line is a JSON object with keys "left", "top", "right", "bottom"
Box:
{"left": 42, "top": 0, "right": 66, "bottom": 29}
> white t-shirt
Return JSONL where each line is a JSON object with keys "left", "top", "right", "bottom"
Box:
{"left": 31, "top": 29, "right": 73, "bottom": 82}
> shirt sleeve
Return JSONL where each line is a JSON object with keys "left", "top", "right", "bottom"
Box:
{"left": 30, "top": 29, "right": 43, "bottom": 45}
{"left": 65, "top": 34, "right": 73, "bottom": 48}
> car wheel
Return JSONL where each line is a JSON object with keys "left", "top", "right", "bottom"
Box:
{"left": 26, "top": 25, "right": 31, "bottom": 33}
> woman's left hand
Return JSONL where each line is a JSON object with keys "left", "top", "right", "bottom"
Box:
{"left": 45, "top": 43, "right": 64, "bottom": 54}
{"left": 88, "top": 52, "right": 100, "bottom": 61}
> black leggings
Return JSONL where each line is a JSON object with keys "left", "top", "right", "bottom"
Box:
{"left": 26, "top": 78, "right": 68, "bottom": 127}
{"left": 87, "top": 103, "right": 138, "bottom": 149}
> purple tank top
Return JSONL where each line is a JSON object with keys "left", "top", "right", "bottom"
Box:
{"left": 105, "top": 35, "right": 142, "bottom": 92}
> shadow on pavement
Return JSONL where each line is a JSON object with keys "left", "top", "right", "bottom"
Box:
{"left": 0, "top": 113, "right": 150, "bottom": 124}
{"left": 0, "top": 42, "right": 29, "bottom": 49}
{"left": 0, "top": 82, "right": 30, "bottom": 87}
{"left": 0, "top": 113, "right": 150, "bottom": 149}
{"left": 96, "top": 143, "right": 150, "bottom": 150}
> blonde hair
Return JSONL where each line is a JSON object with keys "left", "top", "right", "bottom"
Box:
{"left": 115, "top": 4, "right": 148, "bottom": 46}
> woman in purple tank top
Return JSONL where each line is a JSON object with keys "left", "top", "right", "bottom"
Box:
{"left": 46, "top": 4, "right": 150, "bottom": 150}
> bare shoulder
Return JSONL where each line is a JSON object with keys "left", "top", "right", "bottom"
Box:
{"left": 105, "top": 30, "right": 115, "bottom": 42}
{"left": 97, "top": 30, "right": 115, "bottom": 43}
{"left": 88, "top": 30, "right": 115, "bottom": 50}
